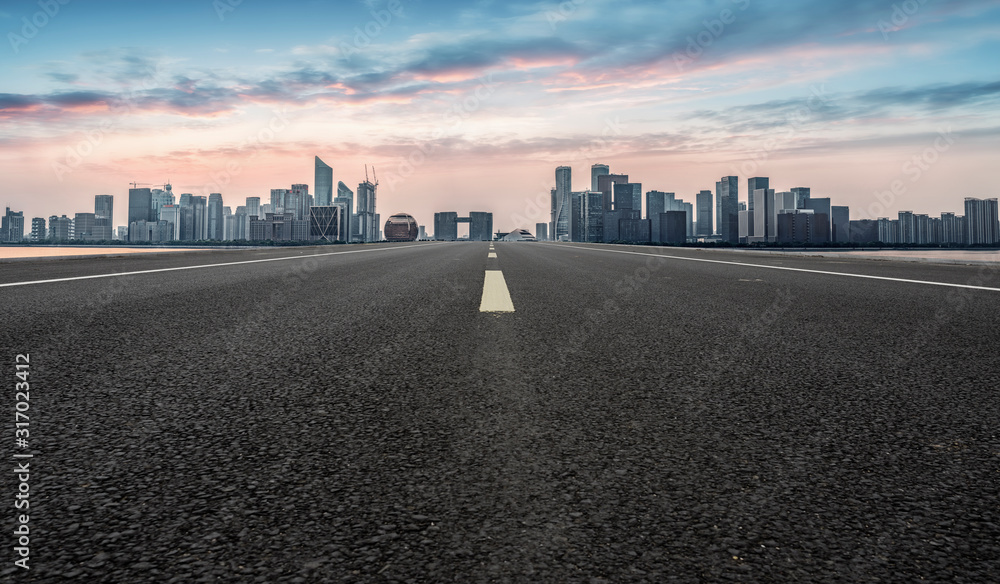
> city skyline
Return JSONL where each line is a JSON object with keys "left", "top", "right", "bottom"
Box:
{"left": 1, "top": 1, "right": 999, "bottom": 232}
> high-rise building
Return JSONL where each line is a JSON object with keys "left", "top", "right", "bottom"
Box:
{"left": 95, "top": 195, "right": 114, "bottom": 223}
{"left": 553, "top": 166, "right": 572, "bottom": 241}
{"left": 747, "top": 177, "right": 769, "bottom": 213}
{"left": 30, "top": 217, "right": 45, "bottom": 241}
{"left": 751, "top": 188, "right": 775, "bottom": 242}
{"left": 270, "top": 189, "right": 288, "bottom": 214}
{"left": 127, "top": 187, "right": 152, "bottom": 240}
{"left": 791, "top": 187, "right": 811, "bottom": 209}
{"left": 336, "top": 181, "right": 355, "bottom": 242}
{"left": 597, "top": 173, "right": 628, "bottom": 214}
{"left": 964, "top": 197, "right": 999, "bottom": 245}
{"left": 591, "top": 164, "right": 609, "bottom": 192}
{"left": 804, "top": 198, "right": 832, "bottom": 242}
{"left": 535, "top": 222, "right": 548, "bottom": 242}
{"left": 434, "top": 212, "right": 458, "bottom": 241}
{"left": 897, "top": 210, "right": 915, "bottom": 244}
{"left": 207, "top": 193, "right": 224, "bottom": 240}
{"left": 289, "top": 184, "right": 309, "bottom": 220}
{"left": 849, "top": 219, "right": 879, "bottom": 243}
{"left": 831, "top": 206, "right": 850, "bottom": 244}
{"left": 315, "top": 156, "right": 333, "bottom": 206}
{"left": 659, "top": 211, "right": 687, "bottom": 244}
{"left": 613, "top": 184, "right": 639, "bottom": 215}
{"left": 717, "top": 176, "right": 739, "bottom": 243}
{"left": 310, "top": 206, "right": 341, "bottom": 242}
{"left": 629, "top": 183, "right": 643, "bottom": 215}
{"left": 160, "top": 205, "right": 181, "bottom": 240}
{"left": 646, "top": 190, "right": 673, "bottom": 242}
{"left": 570, "top": 191, "right": 585, "bottom": 242}
{"left": 1, "top": 207, "right": 24, "bottom": 242}
{"left": 190, "top": 195, "right": 207, "bottom": 240}
{"left": 776, "top": 209, "right": 828, "bottom": 244}
{"left": 48, "top": 215, "right": 72, "bottom": 241}
{"left": 584, "top": 191, "right": 603, "bottom": 242}
{"left": 468, "top": 212, "right": 493, "bottom": 242}
{"left": 150, "top": 184, "right": 175, "bottom": 220}
{"left": 941, "top": 212, "right": 963, "bottom": 244}
{"left": 245, "top": 197, "right": 261, "bottom": 218}
{"left": 696, "top": 190, "right": 712, "bottom": 237}
{"left": 73, "top": 213, "right": 97, "bottom": 241}
{"left": 357, "top": 179, "right": 377, "bottom": 243}
{"left": 739, "top": 209, "right": 754, "bottom": 243}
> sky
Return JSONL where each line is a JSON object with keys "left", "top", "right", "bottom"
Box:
{"left": 1, "top": 0, "right": 999, "bottom": 234}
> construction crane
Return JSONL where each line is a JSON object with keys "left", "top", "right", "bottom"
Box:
{"left": 129, "top": 182, "right": 151, "bottom": 189}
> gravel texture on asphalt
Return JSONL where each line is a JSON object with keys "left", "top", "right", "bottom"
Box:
{"left": 1, "top": 241, "right": 998, "bottom": 583}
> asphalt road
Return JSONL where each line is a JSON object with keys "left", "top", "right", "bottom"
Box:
{"left": 2, "top": 241, "right": 999, "bottom": 583}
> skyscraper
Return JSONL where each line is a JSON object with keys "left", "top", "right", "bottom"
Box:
{"left": 207, "top": 193, "right": 224, "bottom": 240}
{"left": 290, "top": 184, "right": 309, "bottom": 220}
{"left": 591, "top": 164, "right": 609, "bottom": 192}
{"left": 597, "top": 173, "right": 628, "bottom": 213}
{"left": 315, "top": 156, "right": 333, "bottom": 206}
{"left": 357, "top": 179, "right": 377, "bottom": 243}
{"left": 553, "top": 166, "right": 572, "bottom": 241}
{"left": 717, "top": 176, "right": 739, "bottom": 243}
{"left": 1, "top": 207, "right": 24, "bottom": 242}
{"left": 570, "top": 191, "right": 585, "bottom": 242}
{"left": 30, "top": 217, "right": 45, "bottom": 241}
{"left": 535, "top": 222, "right": 548, "bottom": 242}
{"left": 751, "top": 188, "right": 775, "bottom": 242}
{"left": 150, "top": 184, "right": 175, "bottom": 220}
{"left": 190, "top": 195, "right": 208, "bottom": 240}
{"left": 160, "top": 205, "right": 182, "bottom": 240}
{"left": 336, "top": 181, "right": 355, "bottom": 242}
{"left": 127, "top": 187, "right": 152, "bottom": 241}
{"left": 964, "top": 197, "right": 999, "bottom": 244}
{"left": 804, "top": 198, "right": 833, "bottom": 242}
{"left": 646, "top": 191, "right": 676, "bottom": 242}
{"left": 696, "top": 190, "right": 712, "bottom": 237}
{"left": 95, "top": 195, "right": 113, "bottom": 223}
{"left": 747, "top": 177, "right": 769, "bottom": 213}
{"left": 245, "top": 197, "right": 261, "bottom": 218}
{"left": 469, "top": 212, "right": 494, "bottom": 242}
{"left": 831, "top": 206, "right": 850, "bottom": 243}
{"left": 791, "top": 187, "right": 811, "bottom": 209}
{"left": 434, "top": 212, "right": 458, "bottom": 241}
{"left": 584, "top": 191, "right": 604, "bottom": 242}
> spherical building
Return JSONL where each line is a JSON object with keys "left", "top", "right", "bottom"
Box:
{"left": 384, "top": 213, "right": 419, "bottom": 242}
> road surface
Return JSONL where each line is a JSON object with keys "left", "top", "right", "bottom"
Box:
{"left": 2, "top": 241, "right": 998, "bottom": 582}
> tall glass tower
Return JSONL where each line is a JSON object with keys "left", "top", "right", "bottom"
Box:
{"left": 553, "top": 166, "right": 572, "bottom": 241}
{"left": 315, "top": 156, "right": 333, "bottom": 206}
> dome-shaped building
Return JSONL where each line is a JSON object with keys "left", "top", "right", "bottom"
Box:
{"left": 384, "top": 213, "right": 419, "bottom": 242}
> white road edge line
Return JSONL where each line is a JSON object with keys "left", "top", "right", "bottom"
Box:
{"left": 479, "top": 270, "right": 515, "bottom": 312}
{"left": 556, "top": 243, "right": 1000, "bottom": 293}
{"left": 0, "top": 243, "right": 442, "bottom": 288}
